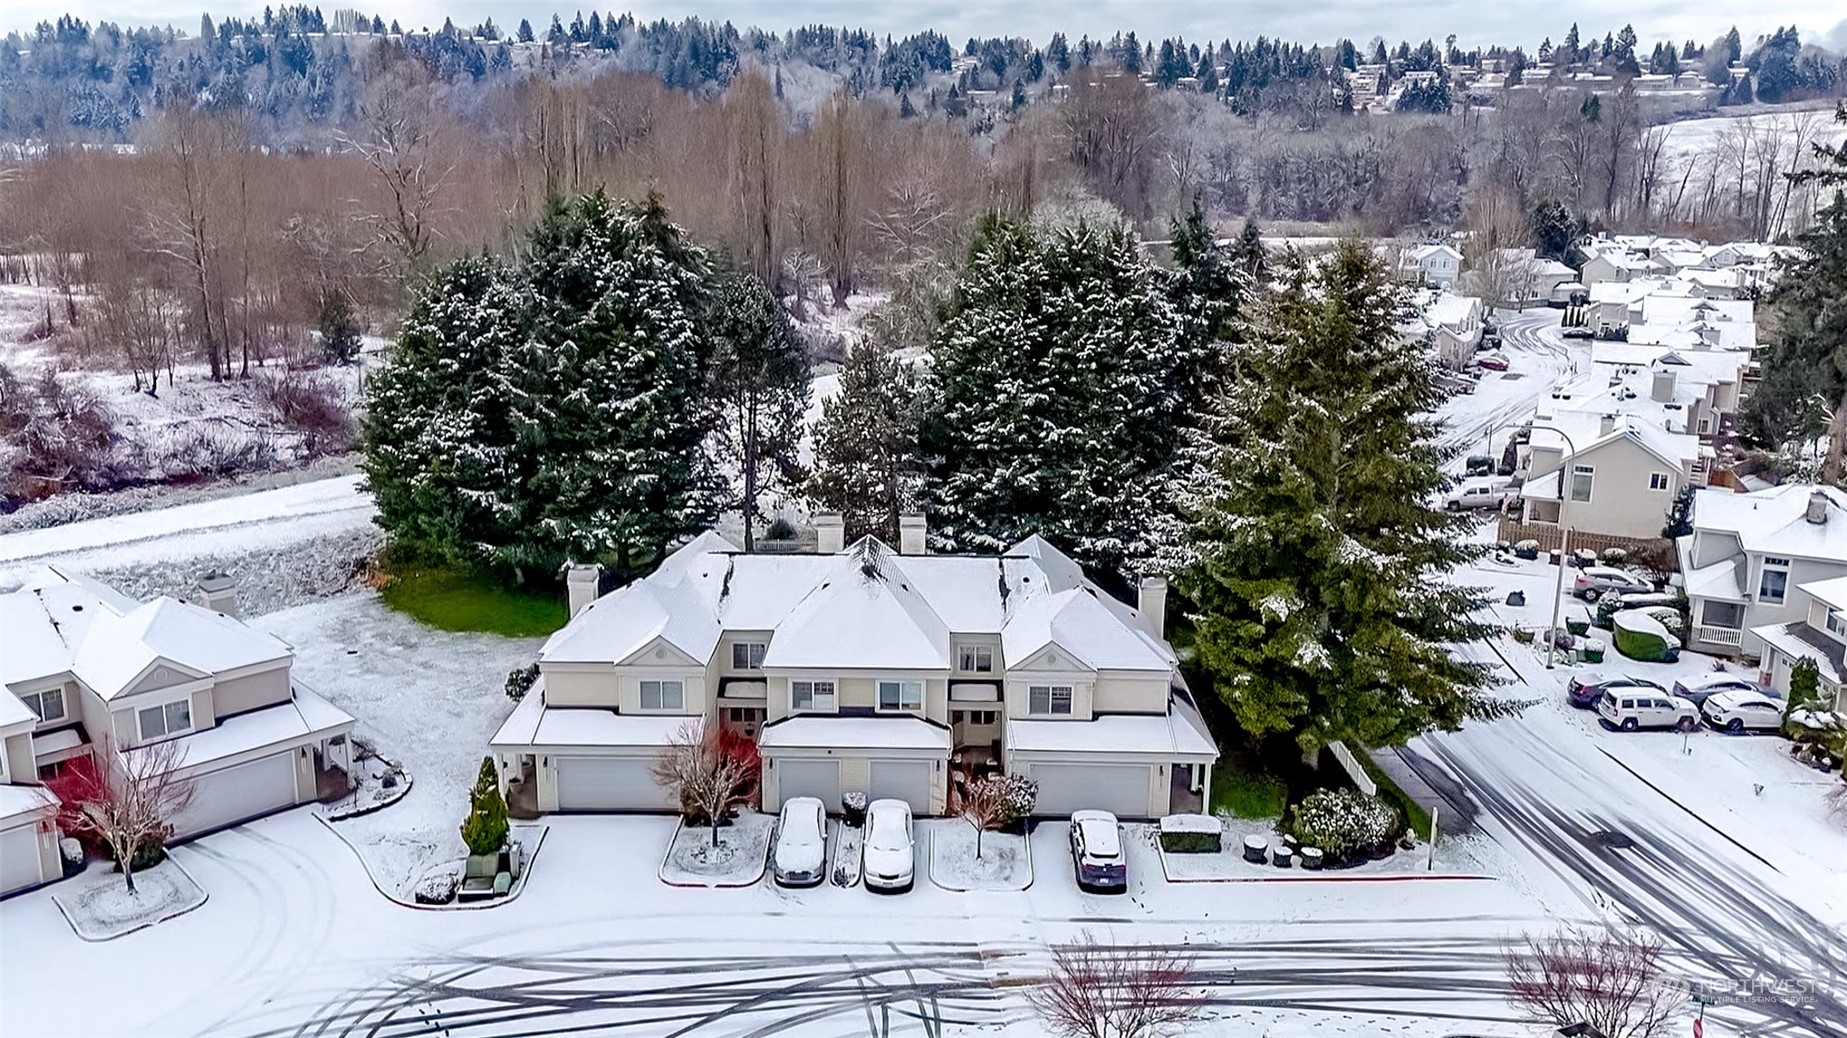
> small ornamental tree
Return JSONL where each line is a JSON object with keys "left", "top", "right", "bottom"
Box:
{"left": 48, "top": 736, "right": 196, "bottom": 894}
{"left": 460, "top": 757, "right": 509, "bottom": 856}
{"left": 652, "top": 722, "right": 754, "bottom": 847}
{"left": 957, "top": 773, "right": 1038, "bottom": 858}
{"left": 1505, "top": 927, "right": 1685, "bottom": 1038}
{"left": 317, "top": 289, "right": 363, "bottom": 365}
{"left": 1027, "top": 931, "right": 1208, "bottom": 1038}
{"left": 504, "top": 663, "right": 539, "bottom": 703}
{"left": 1661, "top": 485, "right": 1694, "bottom": 539}
{"left": 1787, "top": 657, "right": 1823, "bottom": 720}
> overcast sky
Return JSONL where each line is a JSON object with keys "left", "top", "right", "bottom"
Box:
{"left": 7, "top": 1, "right": 1846, "bottom": 53}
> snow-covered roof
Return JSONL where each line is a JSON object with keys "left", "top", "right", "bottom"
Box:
{"left": 541, "top": 576, "right": 723, "bottom": 667}
{"left": 1684, "top": 555, "right": 1747, "bottom": 603}
{"left": 126, "top": 685, "right": 352, "bottom": 773}
{"left": 0, "top": 782, "right": 57, "bottom": 824}
{"left": 1001, "top": 588, "right": 1171, "bottom": 672}
{"left": 1527, "top": 412, "right": 1700, "bottom": 474}
{"left": 766, "top": 540, "right": 951, "bottom": 670}
{"left": 1692, "top": 485, "right": 1847, "bottom": 563}
{"left": 1751, "top": 621, "right": 1844, "bottom": 684}
{"left": 2, "top": 566, "right": 291, "bottom": 702}
{"left": 1798, "top": 575, "right": 1847, "bottom": 611}
{"left": 757, "top": 715, "right": 953, "bottom": 752}
{"left": 1006, "top": 700, "right": 1215, "bottom": 759}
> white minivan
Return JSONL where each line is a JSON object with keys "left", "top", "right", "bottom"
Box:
{"left": 1597, "top": 689, "right": 1698, "bottom": 732}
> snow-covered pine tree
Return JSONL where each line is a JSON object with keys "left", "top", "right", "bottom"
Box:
{"left": 810, "top": 341, "right": 924, "bottom": 543}
{"left": 1167, "top": 197, "right": 1248, "bottom": 405}
{"left": 921, "top": 216, "right": 1186, "bottom": 577}
{"left": 362, "top": 255, "right": 528, "bottom": 567}
{"left": 1179, "top": 240, "right": 1506, "bottom": 758}
{"left": 502, "top": 191, "right": 721, "bottom": 578}
{"left": 1230, "top": 217, "right": 1267, "bottom": 279}
{"left": 707, "top": 268, "right": 811, "bottom": 551}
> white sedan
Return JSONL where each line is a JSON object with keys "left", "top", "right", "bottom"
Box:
{"left": 862, "top": 799, "right": 915, "bottom": 893}
{"left": 772, "top": 796, "right": 827, "bottom": 888}
{"left": 1702, "top": 690, "right": 1785, "bottom": 733}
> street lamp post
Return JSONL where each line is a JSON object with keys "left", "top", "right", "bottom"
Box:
{"left": 1534, "top": 423, "right": 1581, "bottom": 670}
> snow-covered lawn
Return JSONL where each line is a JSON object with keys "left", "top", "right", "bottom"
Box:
{"left": 928, "top": 821, "right": 1031, "bottom": 891}
{"left": 1146, "top": 819, "right": 1474, "bottom": 882}
{"left": 251, "top": 591, "right": 540, "bottom": 899}
{"left": 51, "top": 859, "right": 206, "bottom": 941}
{"left": 660, "top": 812, "right": 774, "bottom": 887}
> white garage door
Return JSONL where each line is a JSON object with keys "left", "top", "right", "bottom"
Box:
{"left": 556, "top": 756, "right": 675, "bottom": 811}
{"left": 174, "top": 752, "right": 299, "bottom": 838}
{"left": 776, "top": 759, "right": 841, "bottom": 810}
{"left": 1029, "top": 763, "right": 1154, "bottom": 819}
{"left": 869, "top": 760, "right": 934, "bottom": 814}
{"left": 1, "top": 824, "right": 44, "bottom": 894}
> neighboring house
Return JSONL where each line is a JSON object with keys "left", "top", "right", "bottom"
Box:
{"left": 490, "top": 521, "right": 1217, "bottom": 821}
{"left": 1580, "top": 343, "right": 1752, "bottom": 439}
{"left": 0, "top": 566, "right": 354, "bottom": 896}
{"left": 1580, "top": 250, "right": 1664, "bottom": 286}
{"left": 1514, "top": 410, "right": 1706, "bottom": 546}
{"left": 1679, "top": 485, "right": 1847, "bottom": 658}
{"left": 1399, "top": 244, "right": 1462, "bottom": 287}
{"left": 1750, "top": 574, "right": 1847, "bottom": 712}
{"left": 0, "top": 694, "right": 60, "bottom": 897}
{"left": 1401, "top": 290, "right": 1483, "bottom": 369}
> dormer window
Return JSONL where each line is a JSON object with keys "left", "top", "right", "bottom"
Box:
{"left": 639, "top": 680, "right": 684, "bottom": 710}
{"left": 20, "top": 687, "right": 65, "bottom": 724}
{"left": 731, "top": 642, "right": 767, "bottom": 670}
{"left": 956, "top": 644, "right": 993, "bottom": 673}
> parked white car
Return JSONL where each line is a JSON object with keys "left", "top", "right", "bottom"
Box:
{"left": 1702, "top": 690, "right": 1785, "bottom": 733}
{"left": 772, "top": 796, "right": 827, "bottom": 888}
{"left": 1597, "top": 689, "right": 1698, "bottom": 731}
{"left": 1671, "top": 673, "right": 1763, "bottom": 708}
{"left": 862, "top": 798, "right": 915, "bottom": 893}
{"left": 1574, "top": 566, "right": 1654, "bottom": 601}
{"left": 1445, "top": 476, "right": 1517, "bottom": 511}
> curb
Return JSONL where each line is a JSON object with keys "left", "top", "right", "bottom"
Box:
{"left": 657, "top": 817, "right": 771, "bottom": 888}
{"left": 927, "top": 826, "right": 1034, "bottom": 893}
{"left": 321, "top": 763, "right": 414, "bottom": 822}
{"left": 314, "top": 813, "right": 548, "bottom": 910}
{"left": 51, "top": 855, "right": 210, "bottom": 942}
{"left": 1153, "top": 838, "right": 1492, "bottom": 884}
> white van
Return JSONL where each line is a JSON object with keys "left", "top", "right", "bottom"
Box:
{"left": 1445, "top": 476, "right": 1516, "bottom": 511}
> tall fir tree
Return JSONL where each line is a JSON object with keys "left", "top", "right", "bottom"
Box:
{"left": 921, "top": 217, "right": 1188, "bottom": 576}
{"left": 810, "top": 342, "right": 925, "bottom": 543}
{"left": 1179, "top": 241, "right": 1505, "bottom": 758}
{"left": 1167, "top": 197, "right": 1247, "bottom": 406}
{"left": 706, "top": 269, "right": 811, "bottom": 551}
{"left": 1230, "top": 217, "right": 1267, "bottom": 279}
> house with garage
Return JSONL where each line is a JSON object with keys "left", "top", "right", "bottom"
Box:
{"left": 1507, "top": 407, "right": 1708, "bottom": 551}
{"left": 489, "top": 519, "right": 1217, "bottom": 820}
{"left": 1748, "top": 574, "right": 1847, "bottom": 712}
{"left": 0, "top": 566, "right": 354, "bottom": 880}
{"left": 1679, "top": 485, "right": 1847, "bottom": 658}
{"left": 1398, "top": 243, "right": 1462, "bottom": 288}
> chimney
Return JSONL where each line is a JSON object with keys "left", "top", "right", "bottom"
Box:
{"left": 566, "top": 563, "right": 603, "bottom": 620}
{"left": 191, "top": 571, "right": 237, "bottom": 617}
{"left": 1599, "top": 413, "right": 1618, "bottom": 436}
{"left": 1137, "top": 576, "right": 1168, "bottom": 640}
{"left": 815, "top": 512, "right": 846, "bottom": 554}
{"left": 898, "top": 513, "right": 927, "bottom": 555}
{"left": 1808, "top": 490, "right": 1829, "bottom": 526}
{"left": 1651, "top": 369, "right": 1675, "bottom": 403}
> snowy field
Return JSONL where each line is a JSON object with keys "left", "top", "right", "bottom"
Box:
{"left": 1654, "top": 105, "right": 1847, "bottom": 168}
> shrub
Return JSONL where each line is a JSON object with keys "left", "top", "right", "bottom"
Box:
{"left": 318, "top": 291, "right": 364, "bottom": 365}
{"left": 504, "top": 663, "right": 539, "bottom": 702}
{"left": 1287, "top": 788, "right": 1400, "bottom": 859}
{"left": 258, "top": 372, "right": 355, "bottom": 456}
{"left": 1612, "top": 611, "right": 1675, "bottom": 662}
{"left": 1599, "top": 547, "right": 1629, "bottom": 565}
{"left": 460, "top": 757, "right": 509, "bottom": 855}
{"left": 1158, "top": 815, "right": 1222, "bottom": 853}
{"left": 765, "top": 516, "right": 799, "bottom": 541}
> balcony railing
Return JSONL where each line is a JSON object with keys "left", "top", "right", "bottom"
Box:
{"left": 1694, "top": 625, "right": 1743, "bottom": 647}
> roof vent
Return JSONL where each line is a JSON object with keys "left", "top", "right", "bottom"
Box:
{"left": 1808, "top": 490, "right": 1829, "bottom": 526}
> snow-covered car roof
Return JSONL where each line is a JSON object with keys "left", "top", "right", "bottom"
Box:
{"left": 1703, "top": 689, "right": 1780, "bottom": 710}
{"left": 866, "top": 799, "right": 912, "bottom": 850}
{"left": 1072, "top": 811, "right": 1122, "bottom": 857}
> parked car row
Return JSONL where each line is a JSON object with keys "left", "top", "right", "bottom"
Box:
{"left": 772, "top": 799, "right": 1130, "bottom": 894}
{"left": 1567, "top": 674, "right": 1784, "bottom": 734}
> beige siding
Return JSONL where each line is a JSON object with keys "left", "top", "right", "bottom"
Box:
{"left": 212, "top": 667, "right": 291, "bottom": 717}
{"left": 1091, "top": 674, "right": 1169, "bottom": 714}
{"left": 1542, "top": 437, "right": 1685, "bottom": 541}
{"left": 3, "top": 732, "right": 32, "bottom": 782}
{"left": 839, "top": 676, "right": 876, "bottom": 710}
{"left": 840, "top": 757, "right": 871, "bottom": 794}
{"left": 1003, "top": 675, "right": 1096, "bottom": 721}
{"left": 1691, "top": 530, "right": 1743, "bottom": 570}
{"left": 615, "top": 671, "right": 707, "bottom": 716}
{"left": 543, "top": 666, "right": 619, "bottom": 708}
{"left": 715, "top": 633, "right": 774, "bottom": 678}
{"left": 189, "top": 689, "right": 216, "bottom": 731}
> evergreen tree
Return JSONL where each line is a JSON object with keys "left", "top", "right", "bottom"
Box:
{"left": 921, "top": 217, "right": 1188, "bottom": 576}
{"left": 1178, "top": 241, "right": 1504, "bottom": 758}
{"left": 1197, "top": 55, "right": 1219, "bottom": 93}
{"left": 706, "top": 270, "right": 810, "bottom": 551}
{"left": 1662, "top": 485, "right": 1695, "bottom": 538}
{"left": 317, "top": 289, "right": 362, "bottom": 364}
{"left": 1168, "top": 197, "right": 1246, "bottom": 396}
{"left": 810, "top": 343, "right": 924, "bottom": 543}
{"left": 459, "top": 757, "right": 509, "bottom": 856}
{"left": 1742, "top": 104, "right": 1847, "bottom": 473}
{"left": 1046, "top": 32, "right": 1070, "bottom": 74}
{"left": 516, "top": 18, "right": 534, "bottom": 43}
{"left": 1531, "top": 198, "right": 1575, "bottom": 259}
{"left": 1724, "top": 26, "right": 1742, "bottom": 65}
{"left": 1230, "top": 217, "right": 1267, "bottom": 278}
{"left": 1561, "top": 23, "right": 1580, "bottom": 64}
{"left": 898, "top": 91, "right": 917, "bottom": 118}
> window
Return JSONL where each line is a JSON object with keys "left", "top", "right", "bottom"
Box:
{"left": 1701, "top": 601, "right": 1744, "bottom": 629}
{"left": 1648, "top": 472, "right": 1671, "bottom": 491}
{"left": 19, "top": 687, "right": 65, "bottom": 724}
{"left": 1028, "top": 685, "right": 1074, "bottom": 715}
{"left": 1828, "top": 612, "right": 1847, "bottom": 639}
{"left": 1759, "top": 557, "right": 1790, "bottom": 603}
{"left": 878, "top": 680, "right": 924, "bottom": 712}
{"left": 791, "top": 680, "right": 836, "bottom": 712}
{"left": 956, "top": 644, "right": 994, "bottom": 673}
{"left": 639, "top": 680, "right": 684, "bottom": 710}
{"left": 731, "top": 642, "right": 767, "bottom": 670}
{"left": 1569, "top": 465, "right": 1595, "bottom": 503}
{"left": 956, "top": 709, "right": 999, "bottom": 726}
{"left": 137, "top": 698, "right": 193, "bottom": 741}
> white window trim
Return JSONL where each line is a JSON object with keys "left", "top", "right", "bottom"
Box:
{"left": 135, "top": 692, "right": 196, "bottom": 743}
{"left": 791, "top": 678, "right": 838, "bottom": 713}
{"left": 1027, "top": 684, "right": 1075, "bottom": 717}
{"left": 1648, "top": 472, "right": 1671, "bottom": 491}
{"left": 20, "top": 687, "right": 67, "bottom": 725}
{"left": 1568, "top": 464, "right": 1595, "bottom": 504}
{"left": 731, "top": 642, "right": 767, "bottom": 671}
{"left": 1829, "top": 611, "right": 1847, "bottom": 640}
{"left": 638, "top": 679, "right": 685, "bottom": 711}
{"left": 955, "top": 644, "right": 994, "bottom": 673}
{"left": 1759, "top": 556, "right": 1791, "bottom": 603}
{"left": 877, "top": 680, "right": 924, "bottom": 713}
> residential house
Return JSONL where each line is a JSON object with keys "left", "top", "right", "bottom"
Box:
{"left": 1580, "top": 249, "right": 1664, "bottom": 286}
{"left": 1582, "top": 342, "right": 1752, "bottom": 439}
{"left": 1399, "top": 243, "right": 1462, "bottom": 288}
{"left": 1749, "top": 574, "right": 1847, "bottom": 712}
{"left": 1488, "top": 248, "right": 1577, "bottom": 306}
{"left": 0, "top": 566, "right": 354, "bottom": 895}
{"left": 1512, "top": 410, "right": 1706, "bottom": 548}
{"left": 1400, "top": 290, "right": 1483, "bottom": 368}
{"left": 490, "top": 522, "right": 1217, "bottom": 820}
{"left": 1680, "top": 485, "right": 1847, "bottom": 657}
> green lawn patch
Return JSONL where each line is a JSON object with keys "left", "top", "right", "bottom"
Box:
{"left": 1209, "top": 750, "right": 1288, "bottom": 819}
{"left": 379, "top": 563, "right": 566, "bottom": 638}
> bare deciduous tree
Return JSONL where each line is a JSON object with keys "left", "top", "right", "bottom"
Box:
{"left": 1027, "top": 932, "right": 1208, "bottom": 1038}
{"left": 1505, "top": 927, "right": 1686, "bottom": 1038}
{"left": 343, "top": 44, "right": 454, "bottom": 280}
{"left": 48, "top": 736, "right": 196, "bottom": 894}
{"left": 1063, "top": 69, "right": 1165, "bottom": 220}
{"left": 650, "top": 722, "right": 753, "bottom": 847}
